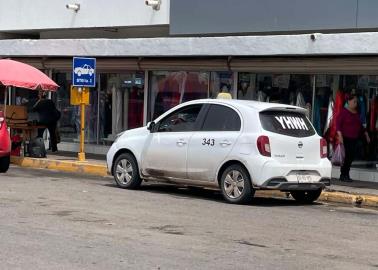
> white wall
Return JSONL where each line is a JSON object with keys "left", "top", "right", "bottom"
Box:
{"left": 0, "top": 0, "right": 169, "bottom": 31}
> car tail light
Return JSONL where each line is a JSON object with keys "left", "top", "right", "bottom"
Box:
{"left": 257, "top": 136, "right": 271, "bottom": 157}
{"left": 0, "top": 111, "right": 4, "bottom": 129}
{"left": 320, "top": 138, "right": 327, "bottom": 158}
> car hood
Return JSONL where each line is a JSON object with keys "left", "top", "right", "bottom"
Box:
{"left": 118, "top": 126, "right": 148, "bottom": 140}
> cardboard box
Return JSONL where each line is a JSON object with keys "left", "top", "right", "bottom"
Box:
{"left": 0, "top": 105, "right": 28, "bottom": 120}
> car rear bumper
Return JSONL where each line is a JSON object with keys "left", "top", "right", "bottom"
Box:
{"left": 247, "top": 157, "right": 332, "bottom": 187}
{"left": 259, "top": 177, "right": 331, "bottom": 191}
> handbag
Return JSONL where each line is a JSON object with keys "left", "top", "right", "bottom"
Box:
{"left": 331, "top": 144, "right": 345, "bottom": 166}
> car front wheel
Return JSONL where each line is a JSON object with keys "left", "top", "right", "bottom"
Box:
{"left": 0, "top": 155, "right": 10, "bottom": 173}
{"left": 290, "top": 189, "right": 322, "bottom": 204}
{"left": 113, "top": 153, "right": 142, "bottom": 189}
{"left": 220, "top": 164, "right": 254, "bottom": 204}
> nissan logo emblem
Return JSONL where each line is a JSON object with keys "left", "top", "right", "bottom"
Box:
{"left": 298, "top": 141, "right": 303, "bottom": 148}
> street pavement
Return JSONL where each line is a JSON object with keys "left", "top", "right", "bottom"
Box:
{"left": 1, "top": 166, "right": 378, "bottom": 270}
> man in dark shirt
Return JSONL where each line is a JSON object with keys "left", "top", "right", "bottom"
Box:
{"left": 33, "top": 91, "right": 60, "bottom": 152}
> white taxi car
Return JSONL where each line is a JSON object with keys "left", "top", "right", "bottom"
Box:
{"left": 107, "top": 99, "right": 331, "bottom": 204}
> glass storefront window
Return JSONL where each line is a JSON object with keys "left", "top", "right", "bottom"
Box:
{"left": 53, "top": 71, "right": 145, "bottom": 144}
{"left": 52, "top": 72, "right": 78, "bottom": 143}
{"left": 149, "top": 71, "right": 209, "bottom": 120}
{"left": 99, "top": 72, "right": 145, "bottom": 141}
{"left": 237, "top": 73, "right": 313, "bottom": 117}
{"left": 209, "top": 71, "right": 234, "bottom": 99}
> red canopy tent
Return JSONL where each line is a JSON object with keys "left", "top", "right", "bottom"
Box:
{"left": 0, "top": 59, "right": 58, "bottom": 91}
{"left": 0, "top": 59, "right": 59, "bottom": 115}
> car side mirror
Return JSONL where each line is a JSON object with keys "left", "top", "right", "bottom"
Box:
{"left": 147, "top": 121, "right": 156, "bottom": 132}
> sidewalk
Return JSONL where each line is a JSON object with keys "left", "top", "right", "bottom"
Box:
{"left": 10, "top": 151, "right": 378, "bottom": 208}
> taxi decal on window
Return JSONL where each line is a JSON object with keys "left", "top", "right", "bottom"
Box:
{"left": 274, "top": 116, "right": 309, "bottom": 130}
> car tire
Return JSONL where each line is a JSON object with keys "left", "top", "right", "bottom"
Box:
{"left": 220, "top": 164, "right": 254, "bottom": 204}
{"left": 77, "top": 71, "right": 81, "bottom": 77}
{"left": 290, "top": 189, "right": 322, "bottom": 204}
{"left": 113, "top": 153, "right": 142, "bottom": 189}
{"left": 0, "top": 155, "right": 10, "bottom": 173}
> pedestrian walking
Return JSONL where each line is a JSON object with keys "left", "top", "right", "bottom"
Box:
{"left": 32, "top": 91, "right": 61, "bottom": 152}
{"left": 336, "top": 94, "right": 370, "bottom": 182}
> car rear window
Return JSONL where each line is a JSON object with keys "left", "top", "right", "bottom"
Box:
{"left": 259, "top": 111, "right": 315, "bottom": 137}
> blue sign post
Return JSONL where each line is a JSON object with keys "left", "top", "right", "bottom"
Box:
{"left": 72, "top": 57, "right": 96, "bottom": 162}
{"left": 72, "top": 57, "right": 96, "bottom": 87}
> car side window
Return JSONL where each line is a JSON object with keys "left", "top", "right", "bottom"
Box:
{"left": 157, "top": 104, "right": 203, "bottom": 132}
{"left": 202, "top": 104, "right": 241, "bottom": 131}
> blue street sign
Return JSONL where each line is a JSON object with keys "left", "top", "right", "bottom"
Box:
{"left": 72, "top": 57, "right": 96, "bottom": 87}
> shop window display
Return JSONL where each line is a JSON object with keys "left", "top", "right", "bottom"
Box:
{"left": 52, "top": 72, "right": 99, "bottom": 144}
{"left": 237, "top": 73, "right": 313, "bottom": 117}
{"left": 209, "top": 72, "right": 234, "bottom": 99}
{"left": 321, "top": 75, "right": 378, "bottom": 167}
{"left": 52, "top": 72, "right": 78, "bottom": 142}
{"left": 99, "top": 72, "right": 145, "bottom": 142}
{"left": 149, "top": 71, "right": 209, "bottom": 120}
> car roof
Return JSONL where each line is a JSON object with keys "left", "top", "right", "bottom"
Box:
{"left": 153, "top": 98, "right": 308, "bottom": 123}
{"left": 184, "top": 99, "right": 308, "bottom": 114}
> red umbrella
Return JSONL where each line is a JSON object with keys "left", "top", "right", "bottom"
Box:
{"left": 0, "top": 59, "right": 58, "bottom": 91}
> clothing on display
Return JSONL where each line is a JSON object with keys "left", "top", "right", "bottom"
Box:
{"left": 257, "top": 91, "right": 266, "bottom": 102}
{"left": 323, "top": 99, "right": 334, "bottom": 136}
{"left": 328, "top": 90, "right": 346, "bottom": 144}
{"left": 313, "top": 97, "right": 322, "bottom": 134}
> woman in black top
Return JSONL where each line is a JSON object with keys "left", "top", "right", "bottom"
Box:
{"left": 33, "top": 91, "right": 61, "bottom": 152}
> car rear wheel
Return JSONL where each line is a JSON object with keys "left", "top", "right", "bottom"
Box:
{"left": 220, "top": 164, "right": 254, "bottom": 204}
{"left": 113, "top": 153, "right": 142, "bottom": 189}
{"left": 290, "top": 189, "right": 322, "bottom": 204}
{"left": 0, "top": 155, "right": 10, "bottom": 173}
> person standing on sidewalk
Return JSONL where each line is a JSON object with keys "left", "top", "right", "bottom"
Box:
{"left": 33, "top": 91, "right": 61, "bottom": 152}
{"left": 337, "top": 94, "right": 370, "bottom": 182}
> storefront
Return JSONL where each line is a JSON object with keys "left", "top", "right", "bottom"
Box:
{"left": 4, "top": 54, "right": 377, "bottom": 176}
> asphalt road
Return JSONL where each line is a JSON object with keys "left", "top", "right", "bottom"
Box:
{"left": 1, "top": 166, "right": 377, "bottom": 270}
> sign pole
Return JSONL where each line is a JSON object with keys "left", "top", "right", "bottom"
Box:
{"left": 72, "top": 57, "right": 96, "bottom": 162}
{"left": 78, "top": 88, "right": 86, "bottom": 161}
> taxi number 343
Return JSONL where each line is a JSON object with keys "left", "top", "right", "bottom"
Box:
{"left": 202, "top": 138, "right": 215, "bottom": 146}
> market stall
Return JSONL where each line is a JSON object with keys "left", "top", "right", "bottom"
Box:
{"left": 0, "top": 59, "right": 59, "bottom": 156}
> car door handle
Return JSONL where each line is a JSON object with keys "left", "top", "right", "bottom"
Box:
{"left": 219, "top": 140, "right": 232, "bottom": 146}
{"left": 176, "top": 139, "right": 187, "bottom": 146}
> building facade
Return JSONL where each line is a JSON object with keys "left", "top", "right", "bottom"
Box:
{"left": 1, "top": 0, "right": 378, "bottom": 180}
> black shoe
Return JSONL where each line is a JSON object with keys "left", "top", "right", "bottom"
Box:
{"left": 340, "top": 175, "right": 353, "bottom": 182}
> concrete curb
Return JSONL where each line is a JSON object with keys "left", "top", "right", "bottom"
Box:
{"left": 10, "top": 156, "right": 108, "bottom": 177}
{"left": 11, "top": 156, "right": 378, "bottom": 208}
{"left": 258, "top": 189, "right": 378, "bottom": 208}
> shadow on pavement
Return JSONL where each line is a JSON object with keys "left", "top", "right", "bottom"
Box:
{"left": 102, "top": 182, "right": 322, "bottom": 207}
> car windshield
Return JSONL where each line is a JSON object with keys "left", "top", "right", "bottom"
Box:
{"left": 259, "top": 110, "right": 316, "bottom": 138}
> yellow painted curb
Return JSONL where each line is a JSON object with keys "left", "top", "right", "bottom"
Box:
{"left": 11, "top": 156, "right": 108, "bottom": 177}
{"left": 257, "top": 189, "right": 378, "bottom": 208}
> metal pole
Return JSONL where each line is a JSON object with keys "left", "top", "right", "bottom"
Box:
{"left": 3, "top": 86, "right": 9, "bottom": 117}
{"left": 78, "top": 88, "right": 86, "bottom": 162}
{"left": 312, "top": 75, "right": 316, "bottom": 123}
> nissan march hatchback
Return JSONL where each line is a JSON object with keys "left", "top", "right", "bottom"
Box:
{"left": 107, "top": 99, "right": 332, "bottom": 204}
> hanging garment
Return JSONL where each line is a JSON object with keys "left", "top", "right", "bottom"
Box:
{"left": 323, "top": 99, "right": 334, "bottom": 136}
{"left": 329, "top": 90, "right": 345, "bottom": 144}
{"left": 370, "top": 96, "right": 378, "bottom": 132}
{"left": 296, "top": 92, "right": 306, "bottom": 108}
{"left": 358, "top": 95, "right": 367, "bottom": 127}
{"left": 313, "top": 97, "right": 322, "bottom": 134}
{"left": 257, "top": 91, "right": 266, "bottom": 102}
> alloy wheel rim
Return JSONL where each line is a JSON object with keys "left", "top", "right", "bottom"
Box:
{"left": 224, "top": 170, "right": 245, "bottom": 199}
{"left": 115, "top": 159, "right": 133, "bottom": 185}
